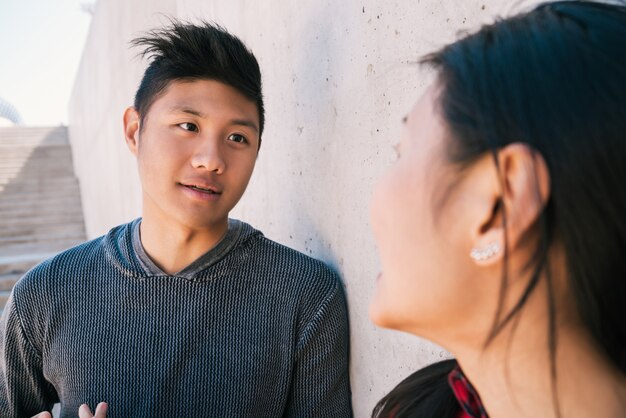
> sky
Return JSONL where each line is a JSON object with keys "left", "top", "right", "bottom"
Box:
{"left": 0, "top": 0, "right": 93, "bottom": 126}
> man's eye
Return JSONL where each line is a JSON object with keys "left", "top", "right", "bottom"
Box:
{"left": 179, "top": 122, "right": 199, "bottom": 132}
{"left": 227, "top": 133, "right": 247, "bottom": 144}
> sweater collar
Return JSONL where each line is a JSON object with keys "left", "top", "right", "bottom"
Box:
{"left": 105, "top": 218, "right": 259, "bottom": 280}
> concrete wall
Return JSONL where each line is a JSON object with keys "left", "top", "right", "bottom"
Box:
{"left": 69, "top": 0, "right": 539, "bottom": 415}
{"left": 68, "top": 0, "right": 177, "bottom": 236}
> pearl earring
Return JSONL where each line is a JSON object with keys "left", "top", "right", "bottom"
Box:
{"left": 470, "top": 242, "right": 501, "bottom": 262}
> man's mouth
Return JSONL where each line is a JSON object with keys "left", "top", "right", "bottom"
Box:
{"left": 188, "top": 185, "right": 220, "bottom": 194}
{"left": 180, "top": 183, "right": 222, "bottom": 194}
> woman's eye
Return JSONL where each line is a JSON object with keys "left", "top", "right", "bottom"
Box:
{"left": 392, "top": 143, "right": 401, "bottom": 159}
{"left": 227, "top": 133, "right": 247, "bottom": 144}
{"left": 179, "top": 122, "right": 199, "bottom": 132}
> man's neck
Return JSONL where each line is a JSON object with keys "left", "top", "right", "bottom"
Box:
{"left": 138, "top": 213, "right": 228, "bottom": 276}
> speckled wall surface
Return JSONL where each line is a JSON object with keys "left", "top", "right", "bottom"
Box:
{"left": 69, "top": 1, "right": 541, "bottom": 415}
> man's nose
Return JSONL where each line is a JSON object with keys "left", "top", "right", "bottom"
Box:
{"left": 190, "top": 137, "right": 226, "bottom": 174}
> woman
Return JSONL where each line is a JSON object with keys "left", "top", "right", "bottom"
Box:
{"left": 370, "top": 1, "right": 626, "bottom": 417}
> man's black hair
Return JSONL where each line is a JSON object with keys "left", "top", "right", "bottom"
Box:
{"left": 131, "top": 20, "right": 264, "bottom": 139}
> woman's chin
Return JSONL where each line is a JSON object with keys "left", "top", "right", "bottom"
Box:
{"left": 369, "top": 298, "right": 402, "bottom": 331}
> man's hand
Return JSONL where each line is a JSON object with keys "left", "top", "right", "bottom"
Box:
{"left": 79, "top": 402, "right": 108, "bottom": 418}
{"left": 31, "top": 402, "right": 108, "bottom": 418}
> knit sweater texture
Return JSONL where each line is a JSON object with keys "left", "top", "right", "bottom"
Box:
{"left": 0, "top": 219, "right": 352, "bottom": 417}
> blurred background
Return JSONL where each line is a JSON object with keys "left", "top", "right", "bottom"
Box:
{"left": 0, "top": 0, "right": 94, "bottom": 126}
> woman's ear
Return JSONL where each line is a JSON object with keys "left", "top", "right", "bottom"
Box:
{"left": 467, "top": 143, "right": 550, "bottom": 267}
{"left": 496, "top": 143, "right": 550, "bottom": 253}
{"left": 123, "top": 107, "right": 140, "bottom": 156}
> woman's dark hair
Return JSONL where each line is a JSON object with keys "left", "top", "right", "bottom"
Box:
{"left": 374, "top": 1, "right": 626, "bottom": 416}
{"left": 131, "top": 20, "right": 265, "bottom": 139}
{"left": 423, "top": 0, "right": 626, "bottom": 376}
{"left": 372, "top": 360, "right": 460, "bottom": 418}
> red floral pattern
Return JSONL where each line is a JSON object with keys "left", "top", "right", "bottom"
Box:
{"left": 448, "top": 366, "right": 489, "bottom": 418}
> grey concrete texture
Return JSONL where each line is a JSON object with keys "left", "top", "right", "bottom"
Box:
{"left": 69, "top": 0, "right": 542, "bottom": 415}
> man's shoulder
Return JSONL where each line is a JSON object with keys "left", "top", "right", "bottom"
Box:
{"left": 249, "top": 232, "right": 330, "bottom": 267}
{"left": 14, "top": 236, "right": 105, "bottom": 290}
{"left": 14, "top": 220, "right": 134, "bottom": 293}
{"left": 243, "top": 230, "right": 341, "bottom": 290}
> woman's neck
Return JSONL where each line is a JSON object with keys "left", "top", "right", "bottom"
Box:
{"left": 453, "top": 298, "right": 626, "bottom": 418}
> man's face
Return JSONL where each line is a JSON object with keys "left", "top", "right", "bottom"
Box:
{"left": 124, "top": 79, "right": 260, "bottom": 230}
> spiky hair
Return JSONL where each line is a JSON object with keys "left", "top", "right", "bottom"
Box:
{"left": 131, "top": 20, "right": 264, "bottom": 137}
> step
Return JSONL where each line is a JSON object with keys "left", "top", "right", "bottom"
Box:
{"left": 0, "top": 140, "right": 68, "bottom": 150}
{"left": 0, "top": 158, "right": 73, "bottom": 169}
{"left": 0, "top": 181, "right": 80, "bottom": 196}
{"left": 0, "top": 253, "right": 54, "bottom": 275}
{"left": 0, "top": 171, "right": 75, "bottom": 183}
{"left": 0, "top": 167, "right": 71, "bottom": 177}
{"left": 0, "top": 146, "right": 72, "bottom": 159}
{"left": 0, "top": 191, "right": 81, "bottom": 205}
{"left": 0, "top": 195, "right": 83, "bottom": 213}
{"left": 0, "top": 172, "right": 76, "bottom": 184}
{"left": 0, "top": 139, "right": 70, "bottom": 148}
{"left": 0, "top": 162, "right": 73, "bottom": 173}
{"left": 0, "top": 205, "right": 83, "bottom": 222}
{"left": 0, "top": 176, "right": 78, "bottom": 187}
{"left": 0, "top": 126, "right": 67, "bottom": 135}
{"left": 0, "top": 196, "right": 81, "bottom": 211}
{"left": 0, "top": 140, "right": 69, "bottom": 148}
{"left": 0, "top": 186, "right": 80, "bottom": 197}
{"left": 0, "top": 238, "right": 85, "bottom": 255}
{"left": 0, "top": 176, "right": 77, "bottom": 185}
{"left": 0, "top": 230, "right": 85, "bottom": 246}
{"left": 0, "top": 189, "right": 79, "bottom": 199}
{"left": 0, "top": 241, "right": 84, "bottom": 260}
{"left": 0, "top": 127, "right": 69, "bottom": 146}
{"left": 0, "top": 156, "right": 73, "bottom": 170}
{"left": 0, "top": 233, "right": 85, "bottom": 247}
{"left": 0, "top": 222, "right": 85, "bottom": 239}
{"left": 0, "top": 152, "right": 71, "bottom": 164}
{"left": 0, "top": 206, "right": 84, "bottom": 222}
{"left": 0, "top": 273, "right": 21, "bottom": 291}
{"left": 0, "top": 211, "right": 84, "bottom": 229}
{"left": 0, "top": 192, "right": 82, "bottom": 208}
{"left": 0, "top": 290, "right": 10, "bottom": 308}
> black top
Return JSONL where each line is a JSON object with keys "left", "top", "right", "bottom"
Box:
{"left": 0, "top": 219, "right": 352, "bottom": 417}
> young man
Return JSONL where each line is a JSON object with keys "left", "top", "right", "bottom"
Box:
{"left": 0, "top": 22, "right": 352, "bottom": 417}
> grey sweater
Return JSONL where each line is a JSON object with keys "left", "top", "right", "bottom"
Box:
{"left": 0, "top": 219, "right": 352, "bottom": 417}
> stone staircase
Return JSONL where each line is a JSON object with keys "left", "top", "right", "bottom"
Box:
{"left": 0, "top": 126, "right": 86, "bottom": 312}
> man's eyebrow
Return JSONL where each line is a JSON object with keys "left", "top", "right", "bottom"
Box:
{"left": 169, "top": 106, "right": 259, "bottom": 133}
{"left": 230, "top": 119, "right": 259, "bottom": 133}
{"left": 170, "top": 106, "right": 204, "bottom": 117}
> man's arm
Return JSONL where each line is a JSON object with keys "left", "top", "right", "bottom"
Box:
{"left": 0, "top": 289, "right": 57, "bottom": 417}
{"left": 284, "top": 276, "right": 353, "bottom": 417}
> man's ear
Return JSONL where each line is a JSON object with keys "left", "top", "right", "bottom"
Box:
{"left": 468, "top": 143, "right": 550, "bottom": 266}
{"left": 123, "top": 107, "right": 140, "bottom": 156}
